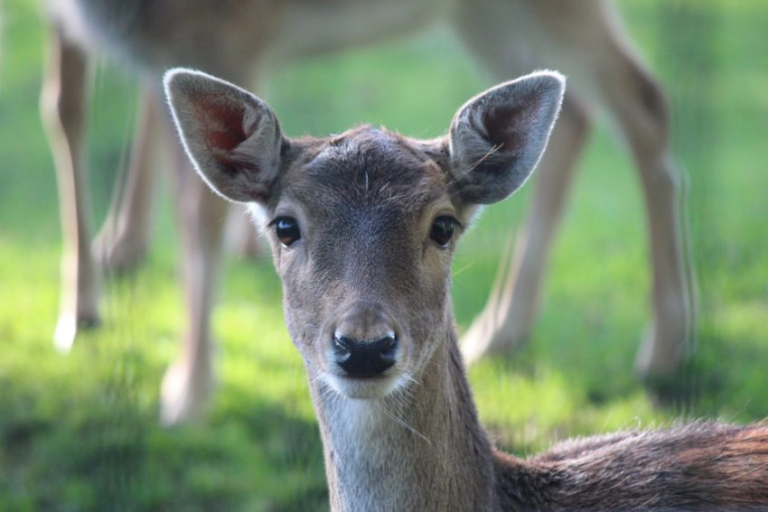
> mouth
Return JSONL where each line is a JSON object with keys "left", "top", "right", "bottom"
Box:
{"left": 323, "top": 371, "right": 403, "bottom": 400}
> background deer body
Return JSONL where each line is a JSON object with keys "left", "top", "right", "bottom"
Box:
{"left": 165, "top": 69, "right": 768, "bottom": 512}
{"left": 46, "top": 0, "right": 692, "bottom": 424}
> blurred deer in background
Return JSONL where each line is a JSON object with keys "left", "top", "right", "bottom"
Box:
{"left": 164, "top": 67, "right": 767, "bottom": 512}
{"left": 43, "top": 0, "right": 693, "bottom": 425}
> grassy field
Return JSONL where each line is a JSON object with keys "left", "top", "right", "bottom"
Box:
{"left": 1, "top": 0, "right": 767, "bottom": 510}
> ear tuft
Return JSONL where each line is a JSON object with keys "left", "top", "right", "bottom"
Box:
{"left": 164, "top": 68, "right": 284, "bottom": 204}
{"left": 449, "top": 71, "right": 565, "bottom": 204}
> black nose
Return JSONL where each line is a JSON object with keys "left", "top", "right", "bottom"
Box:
{"left": 332, "top": 332, "right": 398, "bottom": 378}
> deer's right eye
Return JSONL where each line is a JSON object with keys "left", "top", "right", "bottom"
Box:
{"left": 430, "top": 216, "right": 458, "bottom": 248}
{"left": 271, "top": 216, "right": 301, "bottom": 247}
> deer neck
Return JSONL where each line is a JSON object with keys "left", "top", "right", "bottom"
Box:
{"left": 308, "top": 317, "right": 500, "bottom": 512}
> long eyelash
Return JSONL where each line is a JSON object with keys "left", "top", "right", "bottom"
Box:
{"left": 437, "top": 216, "right": 464, "bottom": 231}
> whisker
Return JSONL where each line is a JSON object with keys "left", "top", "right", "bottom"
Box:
{"left": 378, "top": 400, "right": 431, "bottom": 445}
{"left": 448, "top": 148, "right": 503, "bottom": 191}
{"left": 446, "top": 144, "right": 503, "bottom": 190}
{"left": 402, "top": 374, "right": 424, "bottom": 390}
{"left": 452, "top": 260, "right": 477, "bottom": 278}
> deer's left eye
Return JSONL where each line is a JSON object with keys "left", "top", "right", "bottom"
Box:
{"left": 430, "top": 216, "right": 458, "bottom": 248}
{"left": 271, "top": 216, "right": 301, "bottom": 247}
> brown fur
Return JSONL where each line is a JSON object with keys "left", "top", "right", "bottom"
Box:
{"left": 495, "top": 422, "right": 768, "bottom": 510}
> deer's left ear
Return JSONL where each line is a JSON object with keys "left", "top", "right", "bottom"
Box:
{"left": 164, "top": 68, "right": 284, "bottom": 204}
{"left": 447, "top": 71, "right": 565, "bottom": 205}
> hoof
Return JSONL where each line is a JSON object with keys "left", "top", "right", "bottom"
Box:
{"left": 54, "top": 312, "right": 100, "bottom": 352}
{"left": 635, "top": 325, "right": 694, "bottom": 406}
{"left": 159, "top": 360, "right": 213, "bottom": 427}
{"left": 634, "top": 325, "right": 691, "bottom": 382}
{"left": 460, "top": 313, "right": 495, "bottom": 366}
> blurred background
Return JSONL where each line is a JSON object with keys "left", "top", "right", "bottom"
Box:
{"left": 1, "top": 0, "right": 767, "bottom": 509}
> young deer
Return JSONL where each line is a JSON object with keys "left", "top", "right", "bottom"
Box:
{"left": 164, "top": 68, "right": 767, "bottom": 512}
{"left": 45, "top": 0, "right": 693, "bottom": 424}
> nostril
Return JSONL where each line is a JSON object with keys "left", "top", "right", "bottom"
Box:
{"left": 332, "top": 335, "right": 353, "bottom": 359}
{"left": 378, "top": 334, "right": 397, "bottom": 362}
{"left": 331, "top": 331, "right": 399, "bottom": 378}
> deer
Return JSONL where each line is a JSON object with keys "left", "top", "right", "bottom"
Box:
{"left": 163, "top": 67, "right": 768, "bottom": 512}
{"left": 43, "top": 0, "right": 694, "bottom": 425}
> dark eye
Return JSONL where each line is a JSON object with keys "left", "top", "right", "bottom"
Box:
{"left": 271, "top": 216, "right": 301, "bottom": 247}
{"left": 430, "top": 216, "right": 457, "bottom": 247}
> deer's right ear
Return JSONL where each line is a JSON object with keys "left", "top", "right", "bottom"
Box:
{"left": 164, "top": 68, "right": 283, "bottom": 204}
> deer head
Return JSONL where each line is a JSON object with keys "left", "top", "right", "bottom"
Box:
{"left": 165, "top": 68, "right": 564, "bottom": 401}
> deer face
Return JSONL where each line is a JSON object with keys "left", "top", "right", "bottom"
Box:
{"left": 165, "top": 69, "right": 564, "bottom": 400}
{"left": 263, "top": 128, "right": 462, "bottom": 398}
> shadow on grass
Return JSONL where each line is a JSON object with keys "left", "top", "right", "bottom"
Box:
{"left": 0, "top": 374, "right": 327, "bottom": 511}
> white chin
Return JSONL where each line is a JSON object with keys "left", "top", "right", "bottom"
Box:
{"left": 324, "top": 373, "right": 402, "bottom": 400}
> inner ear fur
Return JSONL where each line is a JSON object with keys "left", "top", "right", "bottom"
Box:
{"left": 448, "top": 71, "right": 565, "bottom": 205}
{"left": 164, "top": 68, "right": 285, "bottom": 204}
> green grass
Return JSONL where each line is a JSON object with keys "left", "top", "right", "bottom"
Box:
{"left": 1, "top": 0, "right": 768, "bottom": 510}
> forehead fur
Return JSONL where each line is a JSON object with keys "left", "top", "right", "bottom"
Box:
{"left": 277, "top": 126, "right": 450, "bottom": 215}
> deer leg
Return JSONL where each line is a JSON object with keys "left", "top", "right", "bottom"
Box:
{"left": 40, "top": 25, "right": 99, "bottom": 352}
{"left": 159, "top": 130, "right": 228, "bottom": 426}
{"left": 456, "top": 0, "right": 693, "bottom": 379}
{"left": 453, "top": 1, "right": 592, "bottom": 362}
{"left": 93, "top": 82, "right": 161, "bottom": 273}
{"left": 524, "top": 0, "right": 695, "bottom": 381}
{"left": 462, "top": 97, "right": 591, "bottom": 363}
{"left": 161, "top": 65, "right": 257, "bottom": 424}
{"left": 595, "top": 51, "right": 694, "bottom": 382}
